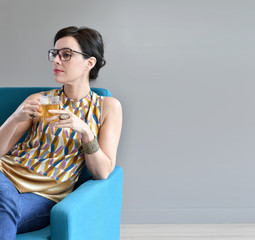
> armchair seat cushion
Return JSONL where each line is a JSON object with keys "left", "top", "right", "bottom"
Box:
{"left": 16, "top": 226, "right": 50, "bottom": 240}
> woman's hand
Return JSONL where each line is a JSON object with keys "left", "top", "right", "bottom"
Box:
{"left": 14, "top": 98, "right": 42, "bottom": 122}
{"left": 47, "top": 109, "right": 94, "bottom": 143}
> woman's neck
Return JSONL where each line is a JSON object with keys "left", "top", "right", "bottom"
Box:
{"left": 63, "top": 83, "right": 91, "bottom": 102}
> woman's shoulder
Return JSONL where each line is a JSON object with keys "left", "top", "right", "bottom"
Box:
{"left": 102, "top": 96, "right": 121, "bottom": 108}
{"left": 26, "top": 92, "right": 42, "bottom": 101}
{"left": 91, "top": 90, "right": 121, "bottom": 109}
{"left": 26, "top": 88, "right": 60, "bottom": 101}
{"left": 101, "top": 96, "right": 122, "bottom": 124}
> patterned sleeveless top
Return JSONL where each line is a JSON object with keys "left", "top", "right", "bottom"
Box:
{"left": 7, "top": 87, "right": 103, "bottom": 182}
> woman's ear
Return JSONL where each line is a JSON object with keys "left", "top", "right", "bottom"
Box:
{"left": 87, "top": 57, "right": 97, "bottom": 70}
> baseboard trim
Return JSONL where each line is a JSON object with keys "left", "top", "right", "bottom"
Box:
{"left": 121, "top": 208, "right": 255, "bottom": 224}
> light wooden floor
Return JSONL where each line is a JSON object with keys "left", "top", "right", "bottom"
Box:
{"left": 120, "top": 224, "right": 255, "bottom": 240}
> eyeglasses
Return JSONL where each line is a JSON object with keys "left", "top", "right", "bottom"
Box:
{"left": 48, "top": 48, "right": 90, "bottom": 62}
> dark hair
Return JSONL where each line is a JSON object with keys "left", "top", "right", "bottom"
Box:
{"left": 54, "top": 26, "right": 106, "bottom": 80}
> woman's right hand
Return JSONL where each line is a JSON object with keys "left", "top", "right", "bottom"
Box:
{"left": 14, "top": 98, "right": 42, "bottom": 122}
{"left": 0, "top": 93, "right": 43, "bottom": 157}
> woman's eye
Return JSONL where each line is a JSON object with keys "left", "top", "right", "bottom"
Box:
{"left": 63, "top": 52, "right": 71, "bottom": 58}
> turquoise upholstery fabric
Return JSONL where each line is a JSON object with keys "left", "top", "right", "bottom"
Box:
{"left": 16, "top": 166, "right": 123, "bottom": 240}
{"left": 0, "top": 87, "right": 123, "bottom": 240}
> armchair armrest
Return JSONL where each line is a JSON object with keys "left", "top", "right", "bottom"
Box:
{"left": 50, "top": 166, "right": 123, "bottom": 240}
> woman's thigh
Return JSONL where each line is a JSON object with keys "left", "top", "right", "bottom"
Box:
{"left": 0, "top": 171, "right": 56, "bottom": 234}
{"left": 0, "top": 171, "right": 21, "bottom": 239}
{"left": 17, "top": 193, "right": 56, "bottom": 234}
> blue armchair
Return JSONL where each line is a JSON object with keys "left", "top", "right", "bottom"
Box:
{"left": 0, "top": 87, "right": 123, "bottom": 240}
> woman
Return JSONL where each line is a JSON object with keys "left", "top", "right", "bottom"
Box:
{"left": 0, "top": 26, "right": 122, "bottom": 239}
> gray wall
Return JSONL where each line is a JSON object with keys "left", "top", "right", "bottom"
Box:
{"left": 1, "top": 0, "right": 255, "bottom": 224}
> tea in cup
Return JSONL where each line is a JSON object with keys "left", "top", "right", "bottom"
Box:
{"left": 40, "top": 95, "right": 60, "bottom": 122}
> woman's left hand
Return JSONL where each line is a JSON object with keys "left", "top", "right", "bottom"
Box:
{"left": 47, "top": 109, "right": 94, "bottom": 142}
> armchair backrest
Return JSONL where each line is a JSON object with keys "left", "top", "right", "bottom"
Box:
{"left": 0, "top": 87, "right": 112, "bottom": 188}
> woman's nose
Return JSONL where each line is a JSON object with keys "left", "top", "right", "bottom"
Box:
{"left": 53, "top": 54, "right": 62, "bottom": 65}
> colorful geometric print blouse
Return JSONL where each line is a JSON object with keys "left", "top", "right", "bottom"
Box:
{"left": 7, "top": 87, "right": 103, "bottom": 182}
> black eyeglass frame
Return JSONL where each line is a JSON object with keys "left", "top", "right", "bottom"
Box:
{"left": 48, "top": 48, "right": 91, "bottom": 62}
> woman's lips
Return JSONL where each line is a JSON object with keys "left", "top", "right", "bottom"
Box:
{"left": 54, "top": 69, "right": 64, "bottom": 74}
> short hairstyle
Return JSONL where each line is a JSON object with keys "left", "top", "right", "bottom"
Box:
{"left": 54, "top": 26, "right": 106, "bottom": 80}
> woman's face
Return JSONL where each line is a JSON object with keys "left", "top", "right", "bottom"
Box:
{"left": 52, "top": 36, "right": 89, "bottom": 84}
